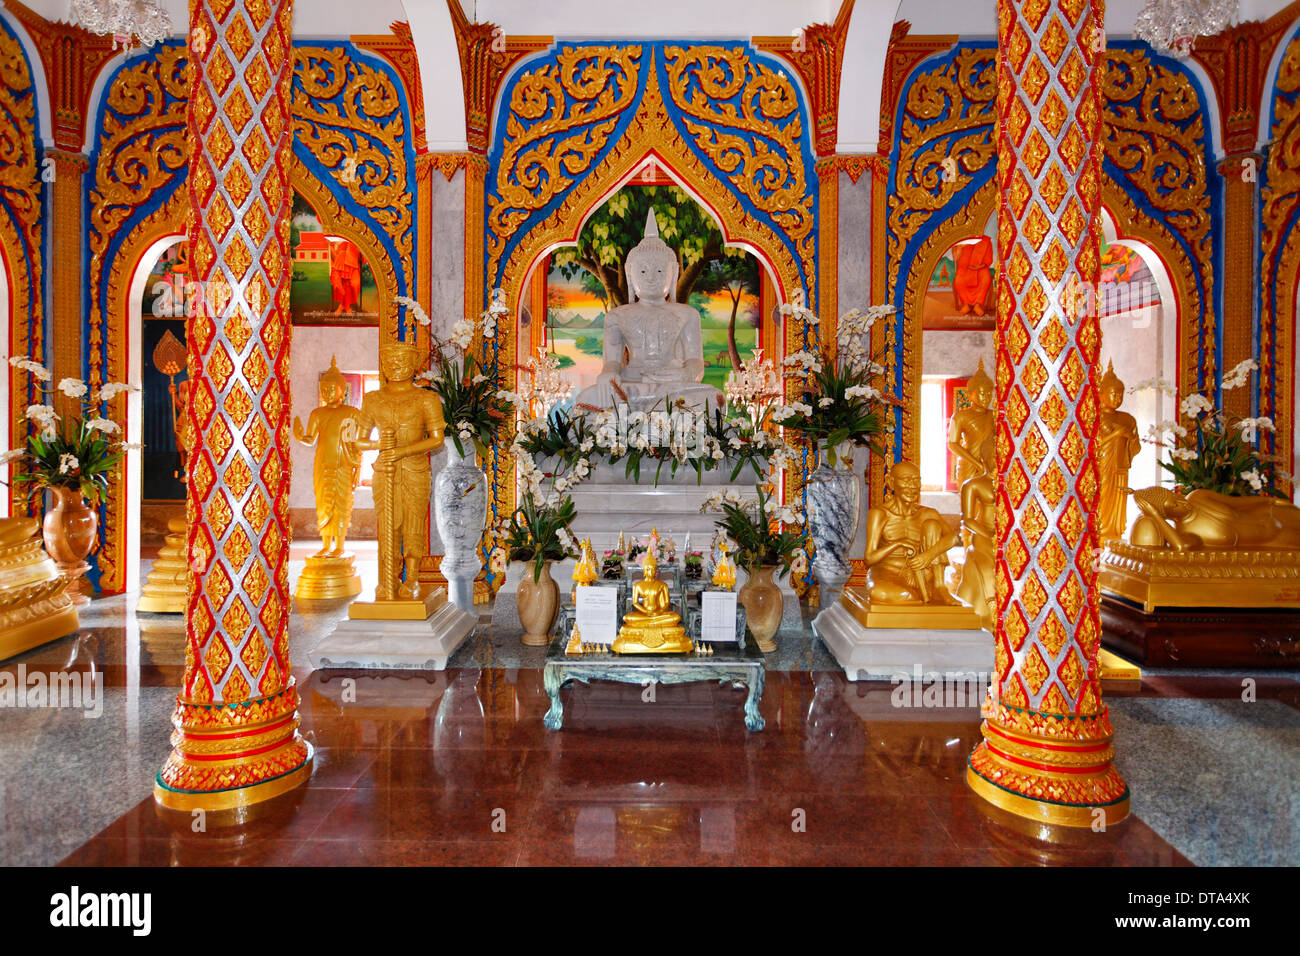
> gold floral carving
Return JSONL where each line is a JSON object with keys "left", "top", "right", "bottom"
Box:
{"left": 0, "top": 24, "right": 44, "bottom": 515}
{"left": 1260, "top": 35, "right": 1300, "bottom": 492}
{"left": 291, "top": 46, "right": 413, "bottom": 309}
{"left": 87, "top": 46, "right": 190, "bottom": 391}
{"left": 1100, "top": 49, "right": 1216, "bottom": 394}
{"left": 663, "top": 45, "right": 817, "bottom": 308}
{"left": 486, "top": 45, "right": 644, "bottom": 292}
{"left": 885, "top": 48, "right": 998, "bottom": 298}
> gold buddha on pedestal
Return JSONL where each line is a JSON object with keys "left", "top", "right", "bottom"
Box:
{"left": 612, "top": 551, "right": 693, "bottom": 654}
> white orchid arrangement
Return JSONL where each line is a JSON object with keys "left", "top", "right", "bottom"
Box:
{"left": 3, "top": 356, "right": 138, "bottom": 505}
{"left": 1133, "top": 359, "right": 1289, "bottom": 496}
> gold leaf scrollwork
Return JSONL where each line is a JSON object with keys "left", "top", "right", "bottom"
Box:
{"left": 886, "top": 48, "right": 998, "bottom": 297}
{"left": 663, "top": 45, "right": 816, "bottom": 305}
{"left": 487, "top": 46, "right": 643, "bottom": 288}
{"left": 291, "top": 47, "right": 413, "bottom": 283}
{"left": 1100, "top": 49, "right": 1215, "bottom": 390}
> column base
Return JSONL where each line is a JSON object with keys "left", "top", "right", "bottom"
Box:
{"left": 154, "top": 743, "right": 314, "bottom": 815}
{"left": 966, "top": 760, "right": 1129, "bottom": 828}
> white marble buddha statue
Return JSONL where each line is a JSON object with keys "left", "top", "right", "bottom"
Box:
{"left": 575, "top": 209, "right": 722, "bottom": 413}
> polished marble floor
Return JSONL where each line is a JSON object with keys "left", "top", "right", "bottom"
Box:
{"left": 2, "top": 546, "right": 1296, "bottom": 866}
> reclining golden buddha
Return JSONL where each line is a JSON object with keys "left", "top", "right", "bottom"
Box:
{"left": 1100, "top": 486, "right": 1300, "bottom": 611}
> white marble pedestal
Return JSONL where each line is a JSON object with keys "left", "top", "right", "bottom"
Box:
{"left": 812, "top": 600, "right": 993, "bottom": 681}
{"left": 310, "top": 596, "right": 479, "bottom": 671}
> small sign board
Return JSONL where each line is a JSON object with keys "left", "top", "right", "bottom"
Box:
{"left": 575, "top": 585, "right": 619, "bottom": 644}
{"left": 701, "top": 590, "right": 739, "bottom": 642}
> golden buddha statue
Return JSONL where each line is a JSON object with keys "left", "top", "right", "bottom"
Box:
{"left": 293, "top": 357, "right": 363, "bottom": 600}
{"left": 712, "top": 543, "right": 736, "bottom": 590}
{"left": 954, "top": 431, "right": 996, "bottom": 630}
{"left": 842, "top": 461, "right": 980, "bottom": 628}
{"left": 946, "top": 359, "right": 995, "bottom": 488}
{"left": 0, "top": 516, "right": 79, "bottom": 660}
{"left": 349, "top": 341, "right": 447, "bottom": 618}
{"left": 1097, "top": 362, "right": 1141, "bottom": 541}
{"left": 612, "top": 551, "right": 693, "bottom": 654}
{"left": 572, "top": 538, "right": 598, "bottom": 599}
{"left": 1101, "top": 485, "right": 1300, "bottom": 611}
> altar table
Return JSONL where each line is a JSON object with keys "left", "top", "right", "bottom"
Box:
{"left": 542, "top": 634, "right": 766, "bottom": 732}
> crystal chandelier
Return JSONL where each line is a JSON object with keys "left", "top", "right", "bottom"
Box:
{"left": 70, "top": 0, "right": 173, "bottom": 50}
{"left": 1133, "top": 0, "right": 1238, "bottom": 56}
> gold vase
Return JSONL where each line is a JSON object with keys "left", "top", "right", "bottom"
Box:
{"left": 517, "top": 560, "right": 559, "bottom": 647}
{"left": 740, "top": 565, "right": 782, "bottom": 653}
{"left": 41, "top": 486, "right": 97, "bottom": 605}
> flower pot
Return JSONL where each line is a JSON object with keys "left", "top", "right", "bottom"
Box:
{"left": 739, "top": 565, "right": 783, "bottom": 653}
{"left": 434, "top": 443, "right": 487, "bottom": 611}
{"left": 42, "top": 485, "right": 97, "bottom": 605}
{"left": 808, "top": 461, "right": 860, "bottom": 606}
{"left": 517, "top": 560, "right": 559, "bottom": 646}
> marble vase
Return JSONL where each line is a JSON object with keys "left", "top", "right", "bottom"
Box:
{"left": 42, "top": 485, "right": 97, "bottom": 605}
{"left": 517, "top": 560, "right": 559, "bottom": 646}
{"left": 434, "top": 443, "right": 486, "bottom": 612}
{"left": 740, "top": 565, "right": 782, "bottom": 653}
{"left": 808, "top": 462, "right": 859, "bottom": 607}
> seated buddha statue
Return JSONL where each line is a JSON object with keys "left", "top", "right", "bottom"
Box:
{"left": 574, "top": 210, "right": 722, "bottom": 413}
{"left": 612, "top": 551, "right": 693, "bottom": 654}
{"left": 1129, "top": 486, "right": 1300, "bottom": 551}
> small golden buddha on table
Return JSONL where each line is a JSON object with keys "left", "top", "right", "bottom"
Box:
{"left": 612, "top": 551, "right": 693, "bottom": 654}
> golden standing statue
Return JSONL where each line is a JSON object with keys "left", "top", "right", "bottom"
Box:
{"left": 1096, "top": 362, "right": 1141, "bottom": 541}
{"left": 712, "top": 542, "right": 736, "bottom": 590}
{"left": 293, "top": 358, "right": 363, "bottom": 600}
{"left": 349, "top": 342, "right": 447, "bottom": 616}
{"left": 294, "top": 358, "right": 362, "bottom": 557}
{"left": 954, "top": 430, "right": 996, "bottom": 630}
{"left": 946, "top": 359, "right": 995, "bottom": 489}
{"left": 612, "top": 551, "right": 693, "bottom": 654}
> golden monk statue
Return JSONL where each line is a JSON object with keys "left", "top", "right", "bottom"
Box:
{"left": 352, "top": 342, "right": 446, "bottom": 605}
{"left": 1097, "top": 362, "right": 1141, "bottom": 541}
{"left": 294, "top": 357, "right": 361, "bottom": 557}
{"left": 946, "top": 359, "right": 994, "bottom": 488}
{"left": 572, "top": 538, "right": 598, "bottom": 600}
{"left": 863, "top": 461, "right": 961, "bottom": 605}
{"left": 612, "top": 551, "right": 693, "bottom": 654}
{"left": 168, "top": 379, "right": 193, "bottom": 481}
{"left": 1129, "top": 486, "right": 1300, "bottom": 551}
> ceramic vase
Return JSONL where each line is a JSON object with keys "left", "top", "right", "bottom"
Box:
{"left": 517, "top": 560, "right": 559, "bottom": 646}
{"left": 808, "top": 461, "right": 860, "bottom": 606}
{"left": 739, "top": 565, "right": 782, "bottom": 653}
{"left": 434, "top": 443, "right": 487, "bottom": 611}
{"left": 42, "top": 485, "right": 97, "bottom": 605}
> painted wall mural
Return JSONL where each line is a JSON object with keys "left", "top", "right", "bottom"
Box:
{"left": 289, "top": 191, "right": 379, "bottom": 327}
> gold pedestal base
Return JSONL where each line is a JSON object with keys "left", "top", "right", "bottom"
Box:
{"left": 0, "top": 596, "right": 79, "bottom": 661}
{"left": 1100, "top": 541, "right": 1300, "bottom": 612}
{"left": 348, "top": 584, "right": 445, "bottom": 620}
{"left": 612, "top": 625, "right": 693, "bottom": 654}
{"left": 1098, "top": 648, "right": 1140, "bottom": 681}
{"left": 841, "top": 587, "right": 984, "bottom": 629}
{"left": 295, "top": 552, "right": 362, "bottom": 601}
{"left": 138, "top": 518, "right": 188, "bottom": 614}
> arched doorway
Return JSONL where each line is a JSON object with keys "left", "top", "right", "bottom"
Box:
{"left": 1098, "top": 207, "right": 1179, "bottom": 524}
{"left": 0, "top": 247, "right": 9, "bottom": 520}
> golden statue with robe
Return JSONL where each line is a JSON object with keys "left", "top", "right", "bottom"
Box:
{"left": 612, "top": 551, "right": 693, "bottom": 654}
{"left": 293, "top": 357, "right": 363, "bottom": 600}
{"left": 348, "top": 342, "right": 447, "bottom": 617}
{"left": 1097, "top": 362, "right": 1141, "bottom": 541}
{"left": 946, "top": 359, "right": 995, "bottom": 489}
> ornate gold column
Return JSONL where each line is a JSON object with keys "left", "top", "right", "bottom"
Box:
{"left": 155, "top": 0, "right": 312, "bottom": 812}
{"left": 46, "top": 150, "right": 90, "bottom": 417}
{"left": 966, "top": 0, "right": 1128, "bottom": 827}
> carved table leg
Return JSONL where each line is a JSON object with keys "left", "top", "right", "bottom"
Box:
{"left": 743, "top": 667, "right": 765, "bottom": 732}
{"left": 543, "top": 663, "right": 565, "bottom": 730}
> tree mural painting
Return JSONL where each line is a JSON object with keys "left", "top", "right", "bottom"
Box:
{"left": 549, "top": 184, "right": 761, "bottom": 394}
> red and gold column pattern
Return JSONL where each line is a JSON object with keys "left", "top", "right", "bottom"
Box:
{"left": 155, "top": 0, "right": 312, "bottom": 812}
{"left": 966, "top": 0, "right": 1128, "bottom": 827}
